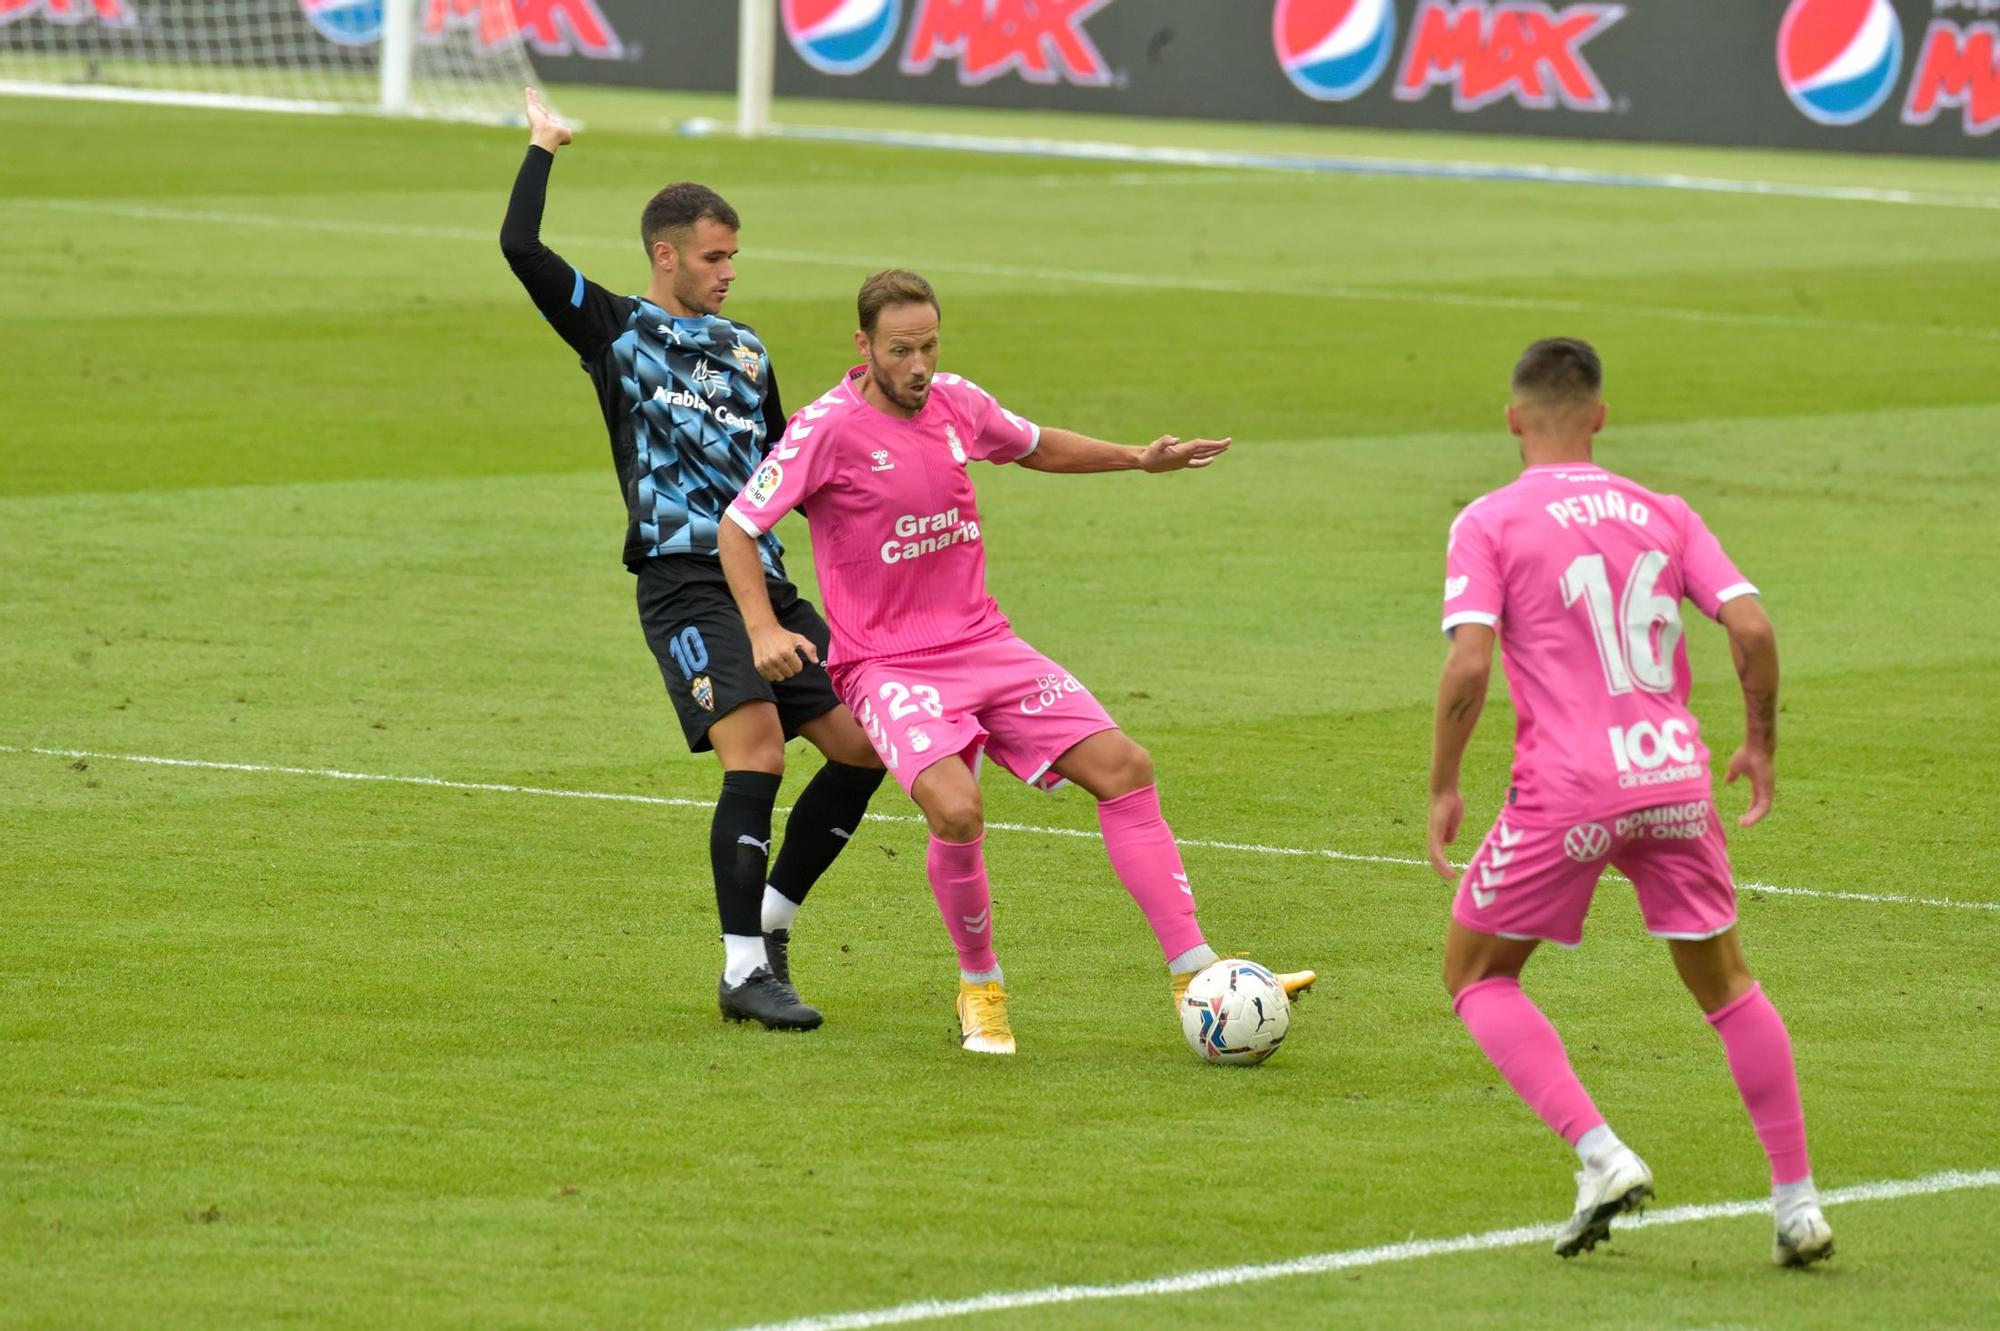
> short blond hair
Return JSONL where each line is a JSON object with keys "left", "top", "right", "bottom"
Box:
{"left": 857, "top": 269, "right": 939, "bottom": 334}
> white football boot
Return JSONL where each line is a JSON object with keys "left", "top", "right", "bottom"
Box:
{"left": 1773, "top": 1199, "right": 1835, "bottom": 1267}
{"left": 1553, "top": 1144, "right": 1654, "bottom": 1257}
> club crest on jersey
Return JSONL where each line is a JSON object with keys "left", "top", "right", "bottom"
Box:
{"left": 691, "top": 360, "right": 726, "bottom": 398}
{"left": 731, "top": 344, "right": 762, "bottom": 382}
{"left": 1445, "top": 575, "right": 1469, "bottom": 601}
{"left": 691, "top": 675, "right": 715, "bottom": 711}
{"left": 870, "top": 449, "right": 896, "bottom": 472}
{"left": 1563, "top": 821, "right": 1611, "bottom": 862}
{"left": 747, "top": 461, "right": 784, "bottom": 507}
{"left": 944, "top": 423, "right": 967, "bottom": 464}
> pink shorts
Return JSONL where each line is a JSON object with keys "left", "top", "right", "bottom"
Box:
{"left": 830, "top": 635, "right": 1119, "bottom": 797}
{"left": 1451, "top": 798, "right": 1737, "bottom": 946}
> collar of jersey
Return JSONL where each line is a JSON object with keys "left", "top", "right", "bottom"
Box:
{"left": 637, "top": 300, "right": 719, "bottom": 340}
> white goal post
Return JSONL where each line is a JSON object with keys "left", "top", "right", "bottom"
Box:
{"left": 736, "top": 0, "right": 774, "bottom": 139}
{"left": 0, "top": 0, "right": 546, "bottom": 123}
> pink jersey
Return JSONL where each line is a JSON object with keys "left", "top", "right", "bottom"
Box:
{"left": 724, "top": 366, "right": 1041, "bottom": 666}
{"left": 1443, "top": 463, "right": 1758, "bottom": 825}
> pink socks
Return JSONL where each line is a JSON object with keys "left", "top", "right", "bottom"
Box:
{"left": 1707, "top": 983, "right": 1812, "bottom": 1185}
{"left": 926, "top": 833, "right": 998, "bottom": 977}
{"left": 1453, "top": 976, "right": 1605, "bottom": 1146}
{"left": 1096, "top": 785, "right": 1206, "bottom": 961}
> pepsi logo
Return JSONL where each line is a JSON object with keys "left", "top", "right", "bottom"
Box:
{"left": 1273, "top": 0, "right": 1398, "bottom": 103}
{"left": 299, "top": 0, "right": 382, "bottom": 47}
{"left": 783, "top": 0, "right": 900, "bottom": 76}
{"left": 1777, "top": 0, "right": 1904, "bottom": 126}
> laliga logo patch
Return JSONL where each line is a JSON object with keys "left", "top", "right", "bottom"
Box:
{"left": 1563, "top": 822, "right": 1610, "bottom": 862}
{"left": 1273, "top": 0, "right": 1398, "bottom": 102}
{"left": 783, "top": 0, "right": 900, "bottom": 75}
{"left": 300, "top": 0, "right": 383, "bottom": 45}
{"left": 1778, "top": 0, "right": 1904, "bottom": 126}
{"left": 1444, "top": 575, "right": 1469, "bottom": 601}
{"left": 746, "top": 461, "right": 784, "bottom": 507}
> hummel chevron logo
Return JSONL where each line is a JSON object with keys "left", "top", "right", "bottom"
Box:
{"left": 1172, "top": 872, "right": 1193, "bottom": 897}
{"left": 961, "top": 910, "right": 990, "bottom": 935}
{"left": 1471, "top": 823, "right": 1521, "bottom": 908}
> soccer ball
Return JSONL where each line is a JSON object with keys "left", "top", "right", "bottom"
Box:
{"left": 1179, "top": 959, "right": 1290, "bottom": 1065}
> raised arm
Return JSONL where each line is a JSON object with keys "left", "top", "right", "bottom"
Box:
{"left": 1719, "top": 596, "right": 1779, "bottom": 827}
{"left": 500, "top": 88, "right": 621, "bottom": 360}
{"left": 1427, "top": 623, "right": 1496, "bottom": 880}
{"left": 1015, "top": 428, "right": 1231, "bottom": 474}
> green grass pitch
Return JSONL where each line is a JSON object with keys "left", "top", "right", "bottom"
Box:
{"left": 3, "top": 85, "right": 1998, "bottom": 1329}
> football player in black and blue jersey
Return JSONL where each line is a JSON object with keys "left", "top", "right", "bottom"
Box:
{"left": 500, "top": 88, "right": 883, "bottom": 1031}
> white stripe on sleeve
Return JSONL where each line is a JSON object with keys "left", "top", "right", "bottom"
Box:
{"left": 1441, "top": 610, "right": 1499, "bottom": 637}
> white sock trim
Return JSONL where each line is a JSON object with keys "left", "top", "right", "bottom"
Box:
{"left": 722, "top": 933, "right": 768, "bottom": 986}
{"left": 1575, "top": 1124, "right": 1622, "bottom": 1167}
{"left": 1774, "top": 1174, "right": 1819, "bottom": 1215}
{"left": 761, "top": 884, "right": 801, "bottom": 932}
{"left": 1167, "top": 944, "right": 1217, "bottom": 975}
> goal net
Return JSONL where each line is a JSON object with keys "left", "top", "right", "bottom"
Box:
{"left": 0, "top": 0, "right": 545, "bottom": 123}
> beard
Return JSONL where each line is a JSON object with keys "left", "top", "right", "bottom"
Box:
{"left": 869, "top": 360, "right": 929, "bottom": 412}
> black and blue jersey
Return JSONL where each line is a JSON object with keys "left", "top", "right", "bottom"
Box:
{"left": 501, "top": 147, "right": 786, "bottom": 575}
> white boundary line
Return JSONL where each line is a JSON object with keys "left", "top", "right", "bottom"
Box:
{"left": 723, "top": 1167, "right": 2000, "bottom": 1331}
{"left": 5, "top": 744, "right": 1993, "bottom": 916}
{"left": 677, "top": 118, "right": 2000, "bottom": 214}
{"left": 6, "top": 197, "right": 1998, "bottom": 346}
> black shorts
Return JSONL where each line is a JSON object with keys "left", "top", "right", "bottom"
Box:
{"left": 636, "top": 556, "right": 843, "bottom": 753}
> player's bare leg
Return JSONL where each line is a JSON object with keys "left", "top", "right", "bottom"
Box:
{"left": 1445, "top": 922, "right": 1653, "bottom": 1256}
{"left": 705, "top": 702, "right": 819, "bottom": 1030}
{"left": 755, "top": 706, "right": 885, "bottom": 993}
{"left": 1670, "top": 929, "right": 1831, "bottom": 1266}
{"left": 1050, "top": 730, "right": 1314, "bottom": 1009}
{"left": 911, "top": 754, "right": 1011, "bottom": 1054}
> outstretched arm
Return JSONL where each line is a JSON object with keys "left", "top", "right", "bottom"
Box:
{"left": 1427, "top": 623, "right": 1496, "bottom": 881}
{"left": 500, "top": 88, "right": 620, "bottom": 360}
{"left": 1719, "top": 596, "right": 1779, "bottom": 827}
{"left": 1015, "top": 428, "right": 1230, "bottom": 474}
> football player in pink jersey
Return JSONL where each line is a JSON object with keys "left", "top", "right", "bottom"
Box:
{"left": 1427, "top": 338, "right": 1831, "bottom": 1267}
{"left": 717, "top": 269, "right": 1314, "bottom": 1055}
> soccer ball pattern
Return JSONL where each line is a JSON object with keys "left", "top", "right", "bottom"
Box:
{"left": 1179, "top": 960, "right": 1291, "bottom": 1065}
